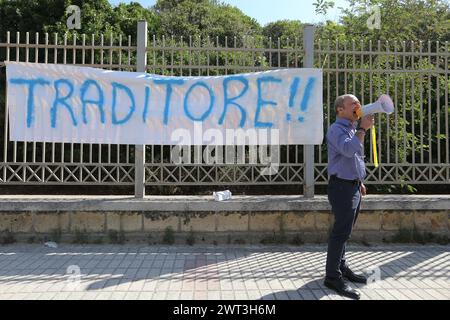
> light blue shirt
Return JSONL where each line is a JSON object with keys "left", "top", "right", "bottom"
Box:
{"left": 326, "top": 117, "right": 366, "bottom": 181}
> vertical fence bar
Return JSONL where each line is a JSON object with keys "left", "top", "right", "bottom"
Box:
{"left": 90, "top": 34, "right": 95, "bottom": 165}
{"left": 377, "top": 41, "right": 383, "bottom": 179}
{"left": 3, "top": 32, "right": 10, "bottom": 182}
{"left": 52, "top": 33, "right": 57, "bottom": 165}
{"left": 419, "top": 41, "right": 424, "bottom": 164}
{"left": 13, "top": 32, "right": 19, "bottom": 165}
{"left": 108, "top": 33, "right": 113, "bottom": 165}
{"left": 303, "top": 24, "right": 315, "bottom": 198}
{"left": 368, "top": 40, "right": 373, "bottom": 164}
{"left": 402, "top": 41, "right": 408, "bottom": 167}
{"left": 385, "top": 40, "right": 390, "bottom": 163}
{"left": 34, "top": 32, "right": 39, "bottom": 164}
{"left": 127, "top": 35, "right": 132, "bottom": 163}
{"left": 436, "top": 41, "right": 440, "bottom": 164}
{"left": 394, "top": 41, "right": 398, "bottom": 165}
{"left": 327, "top": 39, "right": 331, "bottom": 133}
{"left": 295, "top": 37, "right": 300, "bottom": 169}
{"left": 23, "top": 32, "right": 29, "bottom": 169}
{"left": 81, "top": 34, "right": 85, "bottom": 166}
{"left": 43, "top": 33, "right": 48, "bottom": 174}
{"left": 427, "top": 41, "right": 432, "bottom": 168}
{"left": 71, "top": 33, "right": 76, "bottom": 165}
{"left": 135, "top": 20, "right": 147, "bottom": 198}
{"left": 445, "top": 41, "right": 449, "bottom": 169}
{"left": 411, "top": 41, "right": 415, "bottom": 165}
{"left": 317, "top": 39, "right": 322, "bottom": 164}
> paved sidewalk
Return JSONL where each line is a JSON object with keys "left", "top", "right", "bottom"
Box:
{"left": 0, "top": 244, "right": 448, "bottom": 300}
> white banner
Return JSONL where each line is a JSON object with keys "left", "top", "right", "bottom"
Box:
{"left": 6, "top": 62, "right": 323, "bottom": 145}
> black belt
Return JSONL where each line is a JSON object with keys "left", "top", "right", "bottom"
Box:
{"left": 329, "top": 174, "right": 361, "bottom": 185}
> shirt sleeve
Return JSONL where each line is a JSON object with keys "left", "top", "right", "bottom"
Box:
{"left": 327, "top": 126, "right": 363, "bottom": 158}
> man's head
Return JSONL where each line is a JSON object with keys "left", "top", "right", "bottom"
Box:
{"left": 334, "top": 94, "right": 361, "bottom": 122}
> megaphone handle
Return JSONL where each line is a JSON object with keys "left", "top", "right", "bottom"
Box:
{"left": 372, "top": 126, "right": 379, "bottom": 168}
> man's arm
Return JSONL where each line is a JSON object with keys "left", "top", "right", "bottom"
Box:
{"left": 356, "top": 115, "right": 375, "bottom": 142}
{"left": 327, "top": 127, "right": 363, "bottom": 158}
{"left": 355, "top": 129, "right": 366, "bottom": 143}
{"left": 357, "top": 115, "right": 375, "bottom": 196}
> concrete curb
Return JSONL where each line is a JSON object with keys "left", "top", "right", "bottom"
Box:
{"left": 0, "top": 195, "right": 448, "bottom": 212}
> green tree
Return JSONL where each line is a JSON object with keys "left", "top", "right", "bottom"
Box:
{"left": 0, "top": 0, "right": 67, "bottom": 40}
{"left": 313, "top": 0, "right": 335, "bottom": 15}
{"left": 314, "top": 0, "right": 449, "bottom": 193}
{"left": 317, "top": 0, "right": 450, "bottom": 42}
{"left": 0, "top": 0, "right": 448, "bottom": 194}
{"left": 112, "top": 2, "right": 160, "bottom": 39}
{"left": 150, "top": 0, "right": 265, "bottom": 77}
{"left": 263, "top": 20, "right": 302, "bottom": 41}
{"left": 153, "top": 0, "right": 261, "bottom": 41}
{"left": 262, "top": 20, "right": 303, "bottom": 67}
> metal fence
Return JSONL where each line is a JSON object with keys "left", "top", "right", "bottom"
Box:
{"left": 0, "top": 22, "right": 448, "bottom": 197}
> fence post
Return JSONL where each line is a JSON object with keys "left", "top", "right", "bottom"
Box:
{"left": 135, "top": 20, "right": 148, "bottom": 198}
{"left": 303, "top": 24, "right": 315, "bottom": 198}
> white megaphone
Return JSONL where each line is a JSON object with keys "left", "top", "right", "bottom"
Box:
{"left": 354, "top": 94, "right": 394, "bottom": 118}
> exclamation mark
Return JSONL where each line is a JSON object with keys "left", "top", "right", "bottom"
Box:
{"left": 298, "top": 77, "right": 316, "bottom": 123}
{"left": 287, "top": 77, "right": 300, "bottom": 122}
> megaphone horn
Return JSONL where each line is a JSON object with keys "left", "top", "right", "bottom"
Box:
{"left": 355, "top": 94, "right": 394, "bottom": 118}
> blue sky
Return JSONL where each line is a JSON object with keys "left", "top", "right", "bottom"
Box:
{"left": 108, "top": 0, "right": 350, "bottom": 25}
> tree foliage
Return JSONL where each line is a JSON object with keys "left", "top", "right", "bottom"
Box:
{"left": 0, "top": 0, "right": 448, "bottom": 194}
{"left": 317, "top": 0, "right": 449, "bottom": 42}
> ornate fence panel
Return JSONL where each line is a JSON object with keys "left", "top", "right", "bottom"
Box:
{"left": 0, "top": 24, "right": 448, "bottom": 191}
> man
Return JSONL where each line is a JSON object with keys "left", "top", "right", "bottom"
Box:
{"left": 324, "top": 94, "right": 375, "bottom": 300}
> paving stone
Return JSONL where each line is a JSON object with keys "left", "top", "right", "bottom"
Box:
{"left": 0, "top": 244, "right": 448, "bottom": 301}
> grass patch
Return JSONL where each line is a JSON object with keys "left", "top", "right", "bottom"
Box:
{"left": 92, "top": 237, "right": 104, "bottom": 244}
{"left": 260, "top": 232, "right": 287, "bottom": 245}
{"left": 147, "top": 234, "right": 155, "bottom": 245}
{"left": 388, "top": 227, "right": 449, "bottom": 245}
{"left": 0, "top": 231, "right": 16, "bottom": 245}
{"left": 260, "top": 234, "right": 285, "bottom": 244}
{"left": 260, "top": 219, "right": 287, "bottom": 245}
{"left": 50, "top": 229, "right": 62, "bottom": 243}
{"left": 186, "top": 229, "right": 195, "bottom": 246}
{"left": 27, "top": 236, "right": 36, "bottom": 244}
{"left": 162, "top": 226, "right": 175, "bottom": 245}
{"left": 107, "top": 230, "right": 126, "bottom": 244}
{"left": 72, "top": 229, "right": 89, "bottom": 244}
{"left": 289, "top": 234, "right": 304, "bottom": 246}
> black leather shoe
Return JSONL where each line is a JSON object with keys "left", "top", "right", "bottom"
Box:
{"left": 324, "top": 277, "right": 361, "bottom": 300}
{"left": 341, "top": 267, "right": 367, "bottom": 284}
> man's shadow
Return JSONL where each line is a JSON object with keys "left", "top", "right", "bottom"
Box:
{"left": 259, "top": 278, "right": 365, "bottom": 300}
{"left": 259, "top": 246, "right": 446, "bottom": 300}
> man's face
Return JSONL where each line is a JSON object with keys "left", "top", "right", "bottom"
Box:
{"left": 338, "top": 96, "right": 361, "bottom": 122}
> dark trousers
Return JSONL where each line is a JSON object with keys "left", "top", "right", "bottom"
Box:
{"left": 325, "top": 176, "right": 362, "bottom": 278}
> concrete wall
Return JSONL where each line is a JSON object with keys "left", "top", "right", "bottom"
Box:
{"left": 0, "top": 195, "right": 448, "bottom": 244}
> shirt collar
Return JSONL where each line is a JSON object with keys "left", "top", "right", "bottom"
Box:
{"left": 336, "top": 117, "right": 357, "bottom": 128}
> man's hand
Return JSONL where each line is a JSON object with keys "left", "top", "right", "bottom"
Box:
{"left": 360, "top": 115, "right": 375, "bottom": 130}
{"left": 360, "top": 183, "right": 367, "bottom": 196}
